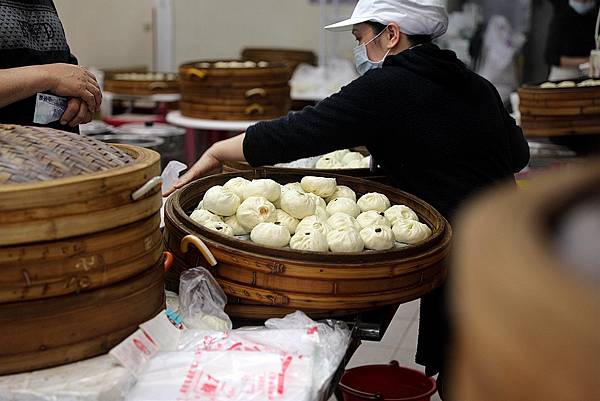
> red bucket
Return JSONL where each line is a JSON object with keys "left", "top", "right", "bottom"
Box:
{"left": 338, "top": 361, "right": 437, "bottom": 401}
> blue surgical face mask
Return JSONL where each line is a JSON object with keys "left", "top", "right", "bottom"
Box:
{"left": 353, "top": 27, "right": 391, "bottom": 75}
{"left": 569, "top": 0, "right": 596, "bottom": 14}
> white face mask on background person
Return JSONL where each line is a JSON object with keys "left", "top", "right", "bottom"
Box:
{"left": 353, "top": 27, "right": 391, "bottom": 75}
{"left": 568, "top": 0, "right": 596, "bottom": 14}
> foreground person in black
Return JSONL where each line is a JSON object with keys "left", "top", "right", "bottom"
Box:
{"left": 166, "top": 0, "right": 530, "bottom": 398}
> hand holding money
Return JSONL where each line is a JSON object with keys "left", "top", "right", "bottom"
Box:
{"left": 42, "top": 63, "right": 102, "bottom": 113}
{"left": 61, "top": 98, "right": 93, "bottom": 127}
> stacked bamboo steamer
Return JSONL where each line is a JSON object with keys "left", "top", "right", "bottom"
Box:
{"left": 452, "top": 159, "right": 600, "bottom": 401}
{"left": 518, "top": 80, "right": 600, "bottom": 137}
{"left": 179, "top": 60, "right": 292, "bottom": 121}
{"left": 164, "top": 171, "right": 451, "bottom": 320}
{"left": 241, "top": 48, "right": 317, "bottom": 73}
{"left": 0, "top": 125, "right": 165, "bottom": 375}
{"left": 103, "top": 71, "right": 180, "bottom": 96}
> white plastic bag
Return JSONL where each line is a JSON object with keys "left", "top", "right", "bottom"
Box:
{"left": 177, "top": 267, "right": 232, "bottom": 332}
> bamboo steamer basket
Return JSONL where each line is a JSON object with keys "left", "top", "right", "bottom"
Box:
{"left": 163, "top": 171, "right": 451, "bottom": 319}
{"left": 179, "top": 60, "right": 292, "bottom": 121}
{"left": 241, "top": 48, "right": 317, "bottom": 72}
{"left": 0, "top": 125, "right": 163, "bottom": 246}
{"left": 222, "top": 147, "right": 390, "bottom": 183}
{"left": 0, "top": 262, "right": 165, "bottom": 375}
{"left": 0, "top": 215, "right": 162, "bottom": 302}
{"left": 452, "top": 159, "right": 600, "bottom": 401}
{"left": 103, "top": 71, "right": 180, "bottom": 96}
{"left": 518, "top": 80, "right": 600, "bottom": 137}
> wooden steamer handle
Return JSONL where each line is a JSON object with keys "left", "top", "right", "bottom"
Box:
{"left": 148, "top": 82, "right": 169, "bottom": 91}
{"left": 184, "top": 68, "right": 207, "bottom": 80}
{"left": 180, "top": 234, "right": 217, "bottom": 267}
{"left": 245, "top": 104, "right": 265, "bottom": 116}
{"left": 163, "top": 251, "right": 174, "bottom": 272}
{"left": 245, "top": 88, "right": 267, "bottom": 99}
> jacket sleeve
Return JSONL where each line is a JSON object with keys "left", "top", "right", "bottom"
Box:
{"left": 243, "top": 72, "right": 384, "bottom": 167}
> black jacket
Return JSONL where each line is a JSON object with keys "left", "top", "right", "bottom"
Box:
{"left": 545, "top": 0, "right": 600, "bottom": 66}
{"left": 0, "top": 0, "right": 78, "bottom": 130}
{"left": 245, "top": 43, "right": 529, "bottom": 221}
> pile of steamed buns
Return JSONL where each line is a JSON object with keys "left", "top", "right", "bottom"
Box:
{"left": 315, "top": 149, "right": 371, "bottom": 170}
{"left": 539, "top": 80, "right": 600, "bottom": 89}
{"left": 189, "top": 176, "right": 432, "bottom": 253}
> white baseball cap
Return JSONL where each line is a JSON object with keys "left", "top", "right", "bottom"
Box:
{"left": 324, "top": 0, "right": 448, "bottom": 39}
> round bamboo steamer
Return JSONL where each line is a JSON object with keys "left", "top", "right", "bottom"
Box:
{"left": 0, "top": 127, "right": 162, "bottom": 246}
{"left": 452, "top": 159, "right": 600, "bottom": 401}
{"left": 0, "top": 262, "right": 165, "bottom": 375}
{"left": 164, "top": 171, "right": 451, "bottom": 319}
{"left": 241, "top": 48, "right": 317, "bottom": 72}
{"left": 180, "top": 101, "right": 290, "bottom": 121}
{"left": 179, "top": 60, "right": 292, "bottom": 121}
{"left": 518, "top": 81, "right": 600, "bottom": 137}
{"left": 0, "top": 214, "right": 162, "bottom": 302}
{"left": 103, "top": 72, "right": 180, "bottom": 96}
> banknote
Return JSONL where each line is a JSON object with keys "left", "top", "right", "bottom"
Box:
{"left": 33, "top": 93, "right": 68, "bottom": 124}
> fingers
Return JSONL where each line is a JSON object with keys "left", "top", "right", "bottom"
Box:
{"left": 60, "top": 98, "right": 80, "bottom": 126}
{"left": 69, "top": 101, "right": 92, "bottom": 127}
{"left": 87, "top": 82, "right": 102, "bottom": 110}
{"left": 80, "top": 89, "right": 97, "bottom": 113}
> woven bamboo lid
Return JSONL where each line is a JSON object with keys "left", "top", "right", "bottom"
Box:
{"left": 0, "top": 125, "right": 133, "bottom": 184}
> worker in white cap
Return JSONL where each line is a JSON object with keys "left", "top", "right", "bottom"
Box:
{"left": 167, "top": 3, "right": 529, "bottom": 396}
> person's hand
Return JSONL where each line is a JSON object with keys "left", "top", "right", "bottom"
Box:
{"left": 42, "top": 63, "right": 102, "bottom": 113}
{"left": 163, "top": 149, "right": 222, "bottom": 197}
{"left": 60, "top": 98, "right": 93, "bottom": 127}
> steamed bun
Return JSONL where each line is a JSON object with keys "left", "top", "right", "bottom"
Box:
{"left": 236, "top": 196, "right": 277, "bottom": 230}
{"left": 392, "top": 220, "right": 432, "bottom": 245}
{"left": 243, "top": 179, "right": 281, "bottom": 202}
{"left": 274, "top": 209, "right": 299, "bottom": 235}
{"left": 360, "top": 225, "right": 395, "bottom": 251}
{"left": 223, "top": 177, "right": 250, "bottom": 199}
{"left": 224, "top": 215, "right": 250, "bottom": 236}
{"left": 326, "top": 197, "right": 361, "bottom": 218}
{"left": 316, "top": 157, "right": 343, "bottom": 169}
{"left": 203, "top": 221, "right": 234, "bottom": 237}
{"left": 356, "top": 210, "right": 391, "bottom": 229}
{"left": 250, "top": 222, "right": 291, "bottom": 248}
{"left": 203, "top": 186, "right": 240, "bottom": 217}
{"left": 296, "top": 215, "right": 330, "bottom": 236}
{"left": 327, "top": 212, "right": 361, "bottom": 232}
{"left": 301, "top": 176, "right": 337, "bottom": 198}
{"left": 280, "top": 189, "right": 316, "bottom": 219}
{"left": 190, "top": 209, "right": 222, "bottom": 226}
{"left": 290, "top": 229, "right": 329, "bottom": 252}
{"left": 325, "top": 186, "right": 356, "bottom": 203}
{"left": 357, "top": 192, "right": 391, "bottom": 213}
{"left": 384, "top": 205, "right": 419, "bottom": 225}
{"left": 327, "top": 227, "right": 364, "bottom": 253}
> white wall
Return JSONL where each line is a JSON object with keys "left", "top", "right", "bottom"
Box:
{"left": 54, "top": 0, "right": 356, "bottom": 70}
{"left": 54, "top": 0, "right": 154, "bottom": 69}
{"left": 173, "top": 0, "right": 357, "bottom": 65}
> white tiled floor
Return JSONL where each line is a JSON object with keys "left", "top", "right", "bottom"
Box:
{"left": 330, "top": 300, "right": 442, "bottom": 401}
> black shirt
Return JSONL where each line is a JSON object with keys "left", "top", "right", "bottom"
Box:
{"left": 545, "top": 0, "right": 599, "bottom": 66}
{"left": 244, "top": 43, "right": 530, "bottom": 222}
{"left": 0, "top": 0, "right": 77, "bottom": 129}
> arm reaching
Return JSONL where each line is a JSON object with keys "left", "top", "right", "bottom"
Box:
{"left": 163, "top": 134, "right": 246, "bottom": 196}
{"left": 0, "top": 64, "right": 101, "bottom": 112}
